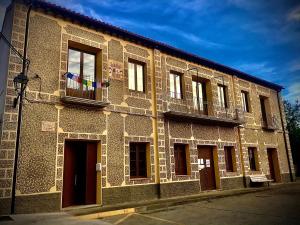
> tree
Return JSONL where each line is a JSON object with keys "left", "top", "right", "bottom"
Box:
{"left": 284, "top": 100, "right": 300, "bottom": 176}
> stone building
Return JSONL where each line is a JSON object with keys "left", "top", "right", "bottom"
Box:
{"left": 0, "top": 0, "right": 295, "bottom": 214}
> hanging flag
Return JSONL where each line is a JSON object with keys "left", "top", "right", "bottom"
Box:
{"left": 64, "top": 72, "right": 110, "bottom": 88}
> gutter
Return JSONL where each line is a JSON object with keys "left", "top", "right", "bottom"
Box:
{"left": 277, "top": 91, "right": 294, "bottom": 182}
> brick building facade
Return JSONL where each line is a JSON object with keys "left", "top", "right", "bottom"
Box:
{"left": 0, "top": 0, "right": 295, "bottom": 214}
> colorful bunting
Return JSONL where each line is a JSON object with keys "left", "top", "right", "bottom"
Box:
{"left": 64, "top": 72, "right": 110, "bottom": 88}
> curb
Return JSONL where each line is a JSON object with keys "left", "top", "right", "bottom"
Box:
{"left": 73, "top": 182, "right": 299, "bottom": 219}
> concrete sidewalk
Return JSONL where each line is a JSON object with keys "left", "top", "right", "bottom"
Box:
{"left": 67, "top": 182, "right": 299, "bottom": 219}
{"left": 1, "top": 182, "right": 298, "bottom": 224}
{"left": 0, "top": 212, "right": 111, "bottom": 225}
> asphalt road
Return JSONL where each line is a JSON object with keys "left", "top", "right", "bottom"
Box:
{"left": 101, "top": 183, "right": 300, "bottom": 225}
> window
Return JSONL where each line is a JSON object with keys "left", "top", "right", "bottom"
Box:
{"left": 259, "top": 96, "right": 267, "bottom": 126}
{"left": 218, "top": 85, "right": 227, "bottom": 108}
{"left": 130, "top": 143, "right": 148, "bottom": 178}
{"left": 248, "top": 147, "right": 258, "bottom": 171}
{"left": 192, "top": 80, "right": 207, "bottom": 113}
{"left": 67, "top": 48, "right": 96, "bottom": 99}
{"left": 128, "top": 60, "right": 145, "bottom": 92}
{"left": 174, "top": 144, "right": 188, "bottom": 175}
{"left": 241, "top": 91, "right": 250, "bottom": 112}
{"left": 224, "top": 146, "right": 235, "bottom": 172}
{"left": 169, "top": 72, "right": 182, "bottom": 99}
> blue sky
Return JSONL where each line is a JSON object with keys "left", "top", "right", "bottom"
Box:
{"left": 1, "top": 0, "right": 300, "bottom": 101}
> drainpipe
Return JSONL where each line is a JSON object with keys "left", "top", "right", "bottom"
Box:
{"left": 276, "top": 91, "right": 294, "bottom": 182}
{"left": 11, "top": 2, "right": 32, "bottom": 214}
{"left": 232, "top": 76, "right": 247, "bottom": 187}
{"left": 151, "top": 49, "right": 160, "bottom": 196}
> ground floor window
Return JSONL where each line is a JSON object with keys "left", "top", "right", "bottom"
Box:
{"left": 174, "top": 144, "right": 189, "bottom": 175}
{"left": 130, "top": 142, "right": 149, "bottom": 178}
{"left": 224, "top": 146, "right": 236, "bottom": 172}
{"left": 248, "top": 147, "right": 259, "bottom": 171}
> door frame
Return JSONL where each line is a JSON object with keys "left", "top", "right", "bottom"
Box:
{"left": 197, "top": 145, "right": 220, "bottom": 191}
{"left": 267, "top": 148, "right": 281, "bottom": 183}
{"left": 61, "top": 139, "right": 102, "bottom": 208}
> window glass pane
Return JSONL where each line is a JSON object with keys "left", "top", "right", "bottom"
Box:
{"left": 175, "top": 75, "right": 181, "bottom": 99}
{"left": 67, "top": 49, "right": 80, "bottom": 90}
{"left": 83, "top": 53, "right": 95, "bottom": 91}
{"left": 136, "top": 64, "right": 144, "bottom": 92}
{"left": 218, "top": 86, "right": 225, "bottom": 108}
{"left": 192, "top": 81, "right": 197, "bottom": 109}
{"left": 198, "top": 83, "right": 204, "bottom": 110}
{"left": 241, "top": 92, "right": 248, "bottom": 112}
{"left": 170, "top": 73, "right": 175, "bottom": 98}
{"left": 128, "top": 62, "right": 135, "bottom": 90}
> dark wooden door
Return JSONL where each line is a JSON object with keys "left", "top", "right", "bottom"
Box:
{"left": 85, "top": 143, "right": 97, "bottom": 204}
{"left": 62, "top": 141, "right": 97, "bottom": 207}
{"left": 267, "top": 149, "right": 275, "bottom": 181}
{"left": 198, "top": 146, "right": 216, "bottom": 191}
{"left": 62, "top": 142, "right": 76, "bottom": 208}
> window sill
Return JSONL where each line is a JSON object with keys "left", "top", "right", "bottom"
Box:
{"left": 129, "top": 177, "right": 151, "bottom": 181}
{"left": 61, "top": 96, "right": 110, "bottom": 108}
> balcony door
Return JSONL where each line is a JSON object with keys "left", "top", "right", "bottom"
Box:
{"left": 192, "top": 81, "right": 207, "bottom": 114}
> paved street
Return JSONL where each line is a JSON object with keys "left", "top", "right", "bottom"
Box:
{"left": 1, "top": 183, "right": 300, "bottom": 225}
{"left": 101, "top": 183, "right": 300, "bottom": 225}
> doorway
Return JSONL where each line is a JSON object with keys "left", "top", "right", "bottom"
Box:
{"left": 267, "top": 148, "right": 281, "bottom": 182}
{"left": 62, "top": 141, "right": 98, "bottom": 208}
{"left": 198, "top": 146, "right": 216, "bottom": 191}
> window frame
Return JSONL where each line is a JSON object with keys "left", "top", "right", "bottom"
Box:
{"left": 169, "top": 72, "right": 183, "bottom": 99}
{"left": 67, "top": 47, "right": 97, "bottom": 100}
{"left": 192, "top": 79, "right": 207, "bottom": 113}
{"left": 129, "top": 142, "right": 148, "bottom": 179}
{"left": 174, "top": 143, "right": 189, "bottom": 175}
{"left": 128, "top": 59, "right": 145, "bottom": 93}
{"left": 217, "top": 84, "right": 228, "bottom": 109}
{"left": 241, "top": 90, "right": 250, "bottom": 113}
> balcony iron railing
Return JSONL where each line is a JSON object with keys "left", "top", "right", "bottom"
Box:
{"left": 261, "top": 114, "right": 280, "bottom": 130}
{"left": 166, "top": 92, "right": 244, "bottom": 126}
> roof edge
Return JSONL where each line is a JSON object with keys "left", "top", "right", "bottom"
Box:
{"left": 25, "top": 0, "right": 283, "bottom": 91}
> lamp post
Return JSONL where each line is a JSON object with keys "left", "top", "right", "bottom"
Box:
{"left": 0, "top": 2, "right": 32, "bottom": 214}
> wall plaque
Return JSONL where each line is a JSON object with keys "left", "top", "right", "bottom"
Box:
{"left": 41, "top": 121, "right": 56, "bottom": 132}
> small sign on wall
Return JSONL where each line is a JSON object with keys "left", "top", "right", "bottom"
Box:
{"left": 41, "top": 121, "right": 56, "bottom": 132}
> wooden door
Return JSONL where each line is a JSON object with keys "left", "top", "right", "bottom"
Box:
{"left": 85, "top": 143, "right": 97, "bottom": 204}
{"left": 62, "top": 141, "right": 97, "bottom": 207}
{"left": 62, "top": 142, "right": 76, "bottom": 208}
{"left": 267, "top": 149, "right": 276, "bottom": 181}
{"left": 198, "top": 146, "right": 216, "bottom": 191}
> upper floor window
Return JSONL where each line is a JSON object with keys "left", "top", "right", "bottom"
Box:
{"left": 128, "top": 60, "right": 145, "bottom": 92}
{"left": 217, "top": 84, "right": 228, "bottom": 109}
{"left": 241, "top": 91, "right": 250, "bottom": 112}
{"left": 170, "top": 72, "right": 182, "bottom": 99}
{"left": 192, "top": 80, "right": 207, "bottom": 114}
{"left": 67, "top": 48, "right": 96, "bottom": 99}
{"left": 259, "top": 96, "right": 268, "bottom": 126}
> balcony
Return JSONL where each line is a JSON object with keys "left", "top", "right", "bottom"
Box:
{"left": 164, "top": 95, "right": 244, "bottom": 127}
{"left": 261, "top": 115, "right": 280, "bottom": 131}
{"left": 61, "top": 79, "right": 110, "bottom": 108}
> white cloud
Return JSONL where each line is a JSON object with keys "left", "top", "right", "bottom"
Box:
{"left": 288, "top": 5, "right": 300, "bottom": 21}
{"left": 234, "top": 62, "right": 276, "bottom": 76}
{"left": 285, "top": 82, "right": 300, "bottom": 102}
{"left": 289, "top": 59, "right": 300, "bottom": 72}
